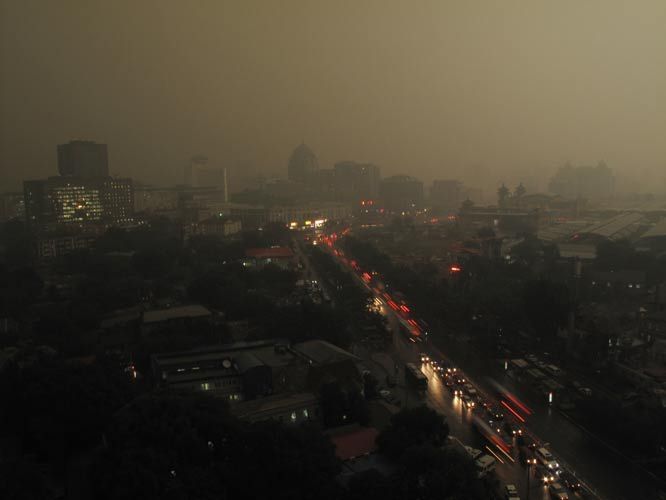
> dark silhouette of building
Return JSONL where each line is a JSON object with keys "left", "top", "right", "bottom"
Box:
{"left": 333, "top": 161, "right": 381, "bottom": 204}
{"left": 184, "top": 155, "right": 228, "bottom": 202}
{"left": 548, "top": 162, "right": 614, "bottom": 200}
{"left": 379, "top": 175, "right": 424, "bottom": 213}
{"left": 287, "top": 143, "right": 319, "bottom": 184}
{"left": 57, "top": 140, "right": 109, "bottom": 178}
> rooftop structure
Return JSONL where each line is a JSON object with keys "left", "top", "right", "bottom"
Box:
{"left": 330, "top": 426, "right": 380, "bottom": 461}
{"left": 579, "top": 212, "right": 646, "bottom": 241}
{"left": 143, "top": 304, "right": 212, "bottom": 325}
{"left": 291, "top": 339, "right": 361, "bottom": 366}
{"left": 245, "top": 247, "right": 294, "bottom": 259}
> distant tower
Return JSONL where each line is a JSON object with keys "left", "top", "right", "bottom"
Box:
{"left": 287, "top": 143, "right": 318, "bottom": 184}
{"left": 185, "top": 155, "right": 228, "bottom": 202}
{"left": 497, "top": 184, "right": 509, "bottom": 208}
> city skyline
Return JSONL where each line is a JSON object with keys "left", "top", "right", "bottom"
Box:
{"left": 2, "top": 1, "right": 665, "bottom": 192}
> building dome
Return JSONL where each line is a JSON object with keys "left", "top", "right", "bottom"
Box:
{"left": 287, "top": 143, "right": 318, "bottom": 183}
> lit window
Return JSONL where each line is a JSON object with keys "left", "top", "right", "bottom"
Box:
{"left": 303, "top": 409, "right": 309, "bottom": 418}
{"left": 291, "top": 411, "right": 297, "bottom": 422}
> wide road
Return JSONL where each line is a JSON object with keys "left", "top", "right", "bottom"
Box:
{"left": 320, "top": 234, "right": 665, "bottom": 500}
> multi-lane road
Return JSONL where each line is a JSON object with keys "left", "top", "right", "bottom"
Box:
{"left": 315, "top": 231, "right": 665, "bottom": 500}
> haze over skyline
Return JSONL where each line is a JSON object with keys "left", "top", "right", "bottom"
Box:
{"left": 2, "top": 0, "right": 665, "bottom": 193}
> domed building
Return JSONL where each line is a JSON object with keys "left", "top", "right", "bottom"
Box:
{"left": 287, "top": 143, "right": 319, "bottom": 184}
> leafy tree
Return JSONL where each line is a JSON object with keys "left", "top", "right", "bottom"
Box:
{"left": 363, "top": 372, "right": 379, "bottom": 400}
{"left": 92, "top": 392, "right": 342, "bottom": 500}
{"left": 320, "top": 381, "right": 369, "bottom": 427}
{"left": 523, "top": 279, "right": 570, "bottom": 341}
{"left": 376, "top": 406, "right": 449, "bottom": 460}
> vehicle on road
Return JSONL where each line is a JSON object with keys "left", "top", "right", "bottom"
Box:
{"left": 464, "top": 446, "right": 483, "bottom": 460}
{"left": 504, "top": 483, "right": 520, "bottom": 500}
{"left": 504, "top": 421, "right": 523, "bottom": 436}
{"left": 548, "top": 481, "right": 569, "bottom": 499}
{"left": 536, "top": 447, "right": 559, "bottom": 470}
{"left": 486, "top": 406, "right": 504, "bottom": 421}
{"left": 474, "top": 454, "right": 496, "bottom": 478}
{"left": 559, "top": 470, "right": 581, "bottom": 492}
{"left": 405, "top": 362, "right": 428, "bottom": 392}
{"left": 537, "top": 466, "right": 556, "bottom": 485}
{"left": 461, "top": 394, "right": 476, "bottom": 409}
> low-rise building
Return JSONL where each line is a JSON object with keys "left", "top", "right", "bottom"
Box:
{"left": 37, "top": 233, "right": 97, "bottom": 259}
{"left": 231, "top": 392, "right": 320, "bottom": 424}
{"left": 151, "top": 339, "right": 362, "bottom": 402}
{"left": 142, "top": 304, "right": 214, "bottom": 334}
{"left": 244, "top": 247, "right": 295, "bottom": 269}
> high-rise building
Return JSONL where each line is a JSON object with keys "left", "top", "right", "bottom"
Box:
{"left": 57, "top": 140, "right": 109, "bottom": 178}
{"left": 287, "top": 143, "right": 318, "bottom": 184}
{"left": 0, "top": 192, "right": 26, "bottom": 222}
{"left": 185, "top": 155, "right": 228, "bottom": 202}
{"left": 379, "top": 175, "right": 424, "bottom": 213}
{"left": 333, "top": 161, "right": 380, "bottom": 203}
{"left": 548, "top": 162, "right": 614, "bottom": 200}
{"left": 24, "top": 177, "right": 133, "bottom": 228}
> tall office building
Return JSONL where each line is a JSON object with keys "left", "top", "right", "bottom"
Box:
{"left": 333, "top": 161, "right": 381, "bottom": 203}
{"left": 57, "top": 140, "right": 109, "bottom": 178}
{"left": 287, "top": 143, "right": 318, "bottom": 184}
{"left": 185, "top": 155, "right": 228, "bottom": 202}
{"left": 24, "top": 177, "right": 133, "bottom": 228}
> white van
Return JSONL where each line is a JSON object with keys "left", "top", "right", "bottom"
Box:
{"left": 535, "top": 447, "right": 559, "bottom": 470}
{"left": 475, "top": 454, "right": 496, "bottom": 478}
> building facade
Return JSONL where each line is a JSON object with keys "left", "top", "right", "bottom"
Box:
{"left": 24, "top": 176, "right": 134, "bottom": 228}
{"left": 333, "top": 161, "right": 381, "bottom": 204}
{"left": 185, "top": 155, "right": 228, "bottom": 202}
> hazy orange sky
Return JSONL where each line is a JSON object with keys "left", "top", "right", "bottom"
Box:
{"left": 2, "top": 0, "right": 665, "bottom": 194}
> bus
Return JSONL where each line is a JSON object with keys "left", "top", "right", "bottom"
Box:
{"left": 405, "top": 362, "right": 428, "bottom": 392}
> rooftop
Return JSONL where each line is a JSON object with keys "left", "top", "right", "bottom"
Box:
{"left": 152, "top": 339, "right": 295, "bottom": 370}
{"left": 143, "top": 304, "right": 212, "bottom": 324}
{"left": 640, "top": 218, "right": 666, "bottom": 239}
{"left": 245, "top": 247, "right": 294, "bottom": 259}
{"left": 330, "top": 426, "right": 379, "bottom": 461}
{"left": 231, "top": 392, "right": 318, "bottom": 420}
{"left": 292, "top": 340, "right": 361, "bottom": 366}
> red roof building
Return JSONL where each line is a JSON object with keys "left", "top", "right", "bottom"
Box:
{"left": 330, "top": 427, "right": 379, "bottom": 461}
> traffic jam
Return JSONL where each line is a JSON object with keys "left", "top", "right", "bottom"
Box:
{"left": 319, "top": 230, "right": 593, "bottom": 499}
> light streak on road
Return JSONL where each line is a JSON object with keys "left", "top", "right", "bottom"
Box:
{"left": 485, "top": 446, "right": 505, "bottom": 465}
{"left": 500, "top": 400, "right": 526, "bottom": 423}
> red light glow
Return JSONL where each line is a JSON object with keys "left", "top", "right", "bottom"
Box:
{"left": 500, "top": 400, "right": 526, "bottom": 423}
